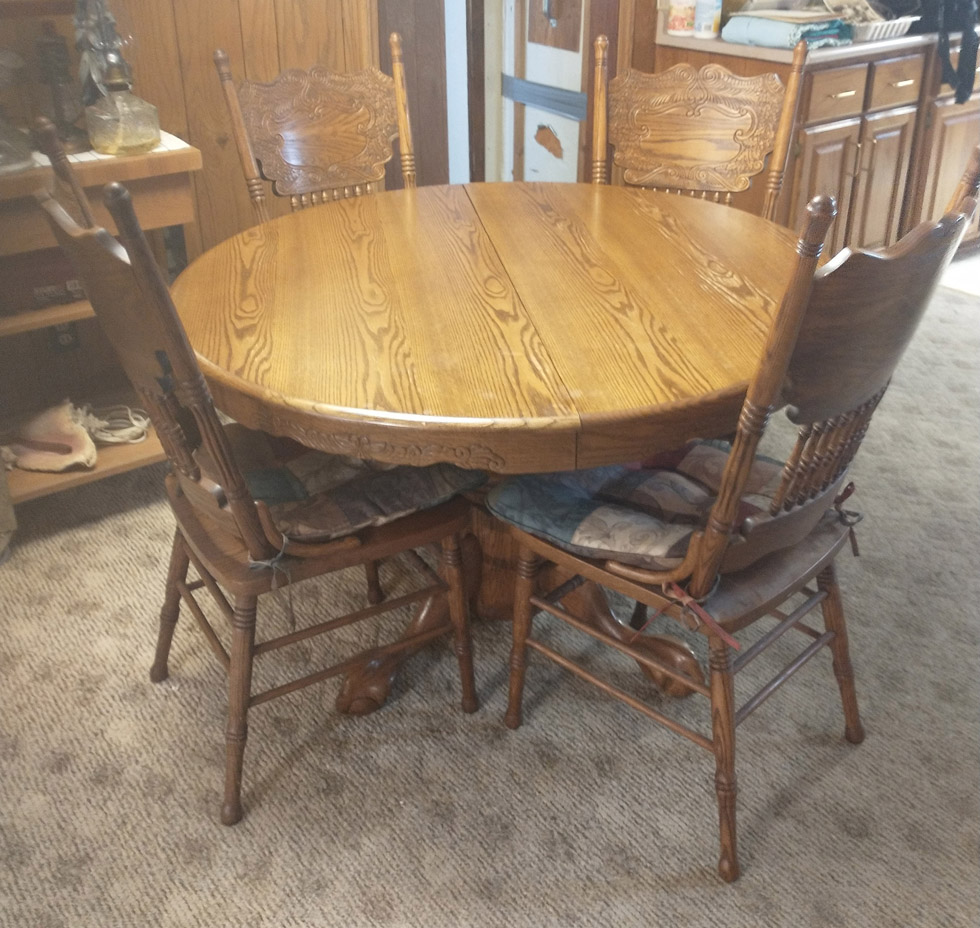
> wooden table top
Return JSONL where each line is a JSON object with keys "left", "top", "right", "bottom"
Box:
{"left": 172, "top": 182, "right": 802, "bottom": 474}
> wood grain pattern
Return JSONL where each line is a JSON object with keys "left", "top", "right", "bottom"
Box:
{"left": 238, "top": 0, "right": 279, "bottom": 81}
{"left": 171, "top": 0, "right": 259, "bottom": 249}
{"left": 172, "top": 183, "right": 801, "bottom": 474}
{"left": 274, "top": 0, "right": 344, "bottom": 72}
{"left": 342, "top": 0, "right": 380, "bottom": 70}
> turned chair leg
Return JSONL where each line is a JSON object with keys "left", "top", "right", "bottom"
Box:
{"left": 364, "top": 560, "right": 384, "bottom": 604}
{"left": 817, "top": 564, "right": 865, "bottom": 745}
{"left": 222, "top": 594, "right": 257, "bottom": 826}
{"left": 150, "top": 530, "right": 190, "bottom": 683}
{"left": 709, "top": 636, "right": 740, "bottom": 882}
{"left": 441, "top": 534, "right": 479, "bottom": 713}
{"left": 504, "top": 550, "right": 540, "bottom": 730}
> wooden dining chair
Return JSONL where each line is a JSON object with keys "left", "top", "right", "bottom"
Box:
{"left": 590, "top": 35, "right": 807, "bottom": 222}
{"left": 214, "top": 33, "right": 415, "bottom": 223}
{"left": 36, "top": 179, "right": 486, "bottom": 826}
{"left": 486, "top": 148, "right": 980, "bottom": 881}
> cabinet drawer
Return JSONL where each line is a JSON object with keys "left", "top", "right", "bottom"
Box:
{"left": 807, "top": 65, "right": 868, "bottom": 123}
{"left": 869, "top": 54, "right": 925, "bottom": 110}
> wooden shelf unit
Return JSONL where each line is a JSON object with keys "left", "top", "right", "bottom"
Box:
{"left": 0, "top": 130, "right": 201, "bottom": 504}
{"left": 5, "top": 428, "right": 167, "bottom": 505}
{"left": 0, "top": 299, "right": 95, "bottom": 338}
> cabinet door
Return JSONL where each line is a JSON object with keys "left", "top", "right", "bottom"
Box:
{"left": 919, "top": 93, "right": 980, "bottom": 237}
{"left": 792, "top": 119, "right": 861, "bottom": 255}
{"left": 847, "top": 106, "right": 918, "bottom": 249}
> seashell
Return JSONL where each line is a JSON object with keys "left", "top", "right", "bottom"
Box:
{"left": 7, "top": 399, "right": 97, "bottom": 472}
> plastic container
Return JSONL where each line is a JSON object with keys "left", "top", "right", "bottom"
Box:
{"left": 666, "top": 2, "right": 696, "bottom": 36}
{"left": 693, "top": 0, "right": 723, "bottom": 37}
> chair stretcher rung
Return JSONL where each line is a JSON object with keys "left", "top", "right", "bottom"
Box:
{"left": 735, "top": 630, "right": 834, "bottom": 726}
{"left": 733, "top": 590, "right": 826, "bottom": 673}
{"left": 530, "top": 594, "right": 710, "bottom": 697}
{"left": 250, "top": 621, "right": 451, "bottom": 707}
{"left": 527, "top": 637, "right": 713, "bottom": 751}
{"left": 254, "top": 582, "right": 443, "bottom": 655}
{"left": 176, "top": 578, "right": 230, "bottom": 671}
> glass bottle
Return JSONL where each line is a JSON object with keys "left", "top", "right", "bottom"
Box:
{"left": 84, "top": 60, "right": 160, "bottom": 156}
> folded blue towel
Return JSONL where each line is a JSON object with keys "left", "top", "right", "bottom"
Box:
{"left": 721, "top": 14, "right": 852, "bottom": 48}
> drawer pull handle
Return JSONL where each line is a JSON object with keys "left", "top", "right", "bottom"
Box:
{"left": 830, "top": 89, "right": 857, "bottom": 99}
{"left": 890, "top": 79, "right": 916, "bottom": 88}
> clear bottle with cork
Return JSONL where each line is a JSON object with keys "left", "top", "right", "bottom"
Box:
{"left": 84, "top": 51, "right": 160, "bottom": 156}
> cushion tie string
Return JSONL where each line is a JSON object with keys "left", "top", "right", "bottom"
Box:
{"left": 249, "top": 534, "right": 296, "bottom": 630}
{"left": 834, "top": 481, "right": 863, "bottom": 556}
{"left": 663, "top": 580, "right": 741, "bottom": 650}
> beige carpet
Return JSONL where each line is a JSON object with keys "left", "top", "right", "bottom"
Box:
{"left": 1, "top": 286, "right": 977, "bottom": 927}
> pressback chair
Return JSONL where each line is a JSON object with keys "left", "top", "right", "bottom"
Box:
{"left": 591, "top": 35, "right": 806, "bottom": 221}
{"left": 487, "top": 148, "right": 980, "bottom": 881}
{"left": 37, "top": 178, "right": 486, "bottom": 826}
{"left": 215, "top": 32, "right": 415, "bottom": 223}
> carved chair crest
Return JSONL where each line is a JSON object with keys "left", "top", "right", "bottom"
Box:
{"left": 608, "top": 64, "right": 786, "bottom": 192}
{"left": 238, "top": 65, "right": 399, "bottom": 196}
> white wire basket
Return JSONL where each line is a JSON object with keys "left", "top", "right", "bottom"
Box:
{"left": 850, "top": 15, "right": 920, "bottom": 41}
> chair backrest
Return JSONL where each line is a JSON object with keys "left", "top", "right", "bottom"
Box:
{"left": 590, "top": 36, "right": 806, "bottom": 222}
{"left": 36, "top": 181, "right": 277, "bottom": 562}
{"left": 683, "top": 148, "right": 979, "bottom": 597}
{"left": 215, "top": 33, "right": 415, "bottom": 223}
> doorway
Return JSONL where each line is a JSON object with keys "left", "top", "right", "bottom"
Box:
{"left": 482, "top": 0, "right": 622, "bottom": 183}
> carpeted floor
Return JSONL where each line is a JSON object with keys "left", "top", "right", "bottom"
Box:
{"left": 0, "top": 285, "right": 977, "bottom": 927}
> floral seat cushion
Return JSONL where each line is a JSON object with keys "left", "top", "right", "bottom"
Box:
{"left": 226, "top": 426, "right": 486, "bottom": 542}
{"left": 485, "top": 440, "right": 783, "bottom": 569}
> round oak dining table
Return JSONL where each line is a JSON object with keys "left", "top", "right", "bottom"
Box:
{"left": 171, "top": 182, "right": 803, "bottom": 713}
{"left": 172, "top": 182, "right": 801, "bottom": 476}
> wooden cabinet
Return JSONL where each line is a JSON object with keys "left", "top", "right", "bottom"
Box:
{"left": 792, "top": 51, "right": 925, "bottom": 250}
{"left": 794, "top": 118, "right": 862, "bottom": 253}
{"left": 911, "top": 41, "right": 980, "bottom": 244}
{"left": 848, "top": 105, "right": 919, "bottom": 248}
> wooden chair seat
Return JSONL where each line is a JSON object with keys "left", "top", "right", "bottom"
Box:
{"left": 489, "top": 146, "right": 980, "bottom": 881}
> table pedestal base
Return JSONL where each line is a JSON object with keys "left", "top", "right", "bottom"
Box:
{"left": 336, "top": 505, "right": 702, "bottom": 714}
